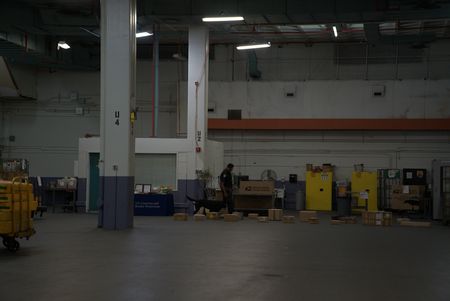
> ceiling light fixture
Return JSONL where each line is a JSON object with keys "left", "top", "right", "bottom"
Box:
{"left": 236, "top": 42, "right": 271, "bottom": 50}
{"left": 172, "top": 53, "right": 187, "bottom": 61}
{"left": 57, "top": 41, "right": 70, "bottom": 50}
{"left": 332, "top": 26, "right": 338, "bottom": 37}
{"left": 202, "top": 16, "right": 244, "bottom": 22}
{"left": 136, "top": 32, "right": 153, "bottom": 38}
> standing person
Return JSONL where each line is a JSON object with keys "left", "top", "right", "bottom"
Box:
{"left": 220, "top": 163, "right": 234, "bottom": 214}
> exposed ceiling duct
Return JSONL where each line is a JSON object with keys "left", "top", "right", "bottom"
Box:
{"left": 0, "top": 57, "right": 35, "bottom": 100}
{"left": 0, "top": 0, "right": 449, "bottom": 69}
{"left": 364, "top": 22, "right": 437, "bottom": 47}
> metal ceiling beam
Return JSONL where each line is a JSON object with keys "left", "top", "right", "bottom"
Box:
{"left": 364, "top": 22, "right": 438, "bottom": 45}
{"left": 140, "top": 0, "right": 450, "bottom": 23}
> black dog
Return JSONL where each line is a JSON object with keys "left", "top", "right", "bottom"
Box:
{"left": 186, "top": 195, "right": 225, "bottom": 214}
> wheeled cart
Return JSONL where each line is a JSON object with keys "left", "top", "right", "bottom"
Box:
{"left": 0, "top": 177, "right": 37, "bottom": 252}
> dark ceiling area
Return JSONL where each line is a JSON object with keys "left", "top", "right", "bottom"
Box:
{"left": 0, "top": 0, "right": 449, "bottom": 70}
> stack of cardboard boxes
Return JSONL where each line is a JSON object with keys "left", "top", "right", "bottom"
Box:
{"left": 362, "top": 211, "right": 392, "bottom": 226}
{"left": 390, "top": 185, "right": 425, "bottom": 210}
{"left": 268, "top": 209, "right": 283, "bottom": 221}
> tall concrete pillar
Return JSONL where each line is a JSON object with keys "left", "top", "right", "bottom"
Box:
{"left": 98, "top": 0, "right": 136, "bottom": 230}
{"left": 187, "top": 26, "right": 209, "bottom": 177}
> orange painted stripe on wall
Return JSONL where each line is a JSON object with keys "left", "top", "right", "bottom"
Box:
{"left": 208, "top": 119, "right": 450, "bottom": 131}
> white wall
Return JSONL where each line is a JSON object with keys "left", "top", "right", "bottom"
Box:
{"left": 135, "top": 154, "right": 176, "bottom": 188}
{"left": 210, "top": 130, "right": 450, "bottom": 182}
{"left": 206, "top": 80, "right": 450, "bottom": 119}
{"left": 78, "top": 137, "right": 224, "bottom": 209}
{"left": 1, "top": 40, "right": 450, "bottom": 176}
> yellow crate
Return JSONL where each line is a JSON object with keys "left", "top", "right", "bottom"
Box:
{"left": 0, "top": 178, "right": 35, "bottom": 243}
{"left": 0, "top": 202, "right": 35, "bottom": 234}
{"left": 0, "top": 211, "right": 11, "bottom": 221}
{"left": 0, "top": 180, "right": 33, "bottom": 194}
{"left": 0, "top": 183, "right": 12, "bottom": 194}
{"left": 0, "top": 221, "right": 13, "bottom": 233}
{"left": 0, "top": 194, "right": 12, "bottom": 202}
{"left": 20, "top": 191, "right": 29, "bottom": 201}
{"left": 30, "top": 199, "right": 37, "bottom": 211}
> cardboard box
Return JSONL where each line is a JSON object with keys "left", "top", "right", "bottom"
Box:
{"left": 408, "top": 185, "right": 425, "bottom": 196}
{"left": 239, "top": 180, "right": 274, "bottom": 194}
{"left": 397, "top": 217, "right": 410, "bottom": 223}
{"left": 322, "top": 164, "right": 334, "bottom": 173}
{"left": 398, "top": 185, "right": 425, "bottom": 196}
{"left": 339, "top": 216, "right": 357, "bottom": 224}
{"left": 308, "top": 217, "right": 320, "bottom": 224}
{"left": 232, "top": 212, "right": 244, "bottom": 220}
{"left": 400, "top": 221, "right": 431, "bottom": 228}
{"left": 268, "top": 209, "right": 283, "bottom": 221}
{"left": 258, "top": 216, "right": 269, "bottom": 223}
{"left": 248, "top": 213, "right": 259, "bottom": 219}
{"left": 224, "top": 214, "right": 240, "bottom": 222}
{"left": 383, "top": 212, "right": 393, "bottom": 226}
{"left": 362, "top": 211, "right": 392, "bottom": 226}
{"left": 206, "top": 212, "right": 219, "bottom": 220}
{"left": 282, "top": 215, "right": 295, "bottom": 224}
{"left": 173, "top": 213, "right": 188, "bottom": 221}
{"left": 193, "top": 214, "right": 206, "bottom": 221}
{"left": 391, "top": 195, "right": 413, "bottom": 210}
{"left": 299, "top": 210, "right": 317, "bottom": 222}
{"left": 331, "top": 219, "right": 346, "bottom": 225}
{"left": 391, "top": 184, "right": 403, "bottom": 195}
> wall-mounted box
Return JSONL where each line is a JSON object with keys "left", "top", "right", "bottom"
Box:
{"left": 371, "top": 85, "right": 385, "bottom": 97}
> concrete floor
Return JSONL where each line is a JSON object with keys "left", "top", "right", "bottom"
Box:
{"left": 1, "top": 213, "right": 449, "bottom": 301}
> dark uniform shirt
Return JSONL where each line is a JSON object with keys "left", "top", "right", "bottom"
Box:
{"left": 220, "top": 169, "right": 233, "bottom": 189}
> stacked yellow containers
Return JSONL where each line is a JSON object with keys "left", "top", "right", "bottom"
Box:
{"left": 0, "top": 178, "right": 37, "bottom": 251}
{"left": 351, "top": 171, "right": 378, "bottom": 211}
{"left": 306, "top": 171, "right": 333, "bottom": 211}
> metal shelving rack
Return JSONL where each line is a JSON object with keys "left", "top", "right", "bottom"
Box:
{"left": 377, "top": 169, "right": 401, "bottom": 210}
{"left": 432, "top": 160, "right": 450, "bottom": 222}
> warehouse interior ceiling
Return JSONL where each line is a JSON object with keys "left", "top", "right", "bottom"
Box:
{"left": 0, "top": 0, "right": 450, "bottom": 69}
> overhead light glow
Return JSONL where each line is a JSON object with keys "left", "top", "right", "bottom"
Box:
{"left": 136, "top": 32, "right": 153, "bottom": 38}
{"left": 57, "top": 41, "right": 70, "bottom": 50}
{"left": 236, "top": 42, "right": 271, "bottom": 50}
{"left": 332, "top": 26, "right": 338, "bottom": 37}
{"left": 202, "top": 16, "right": 244, "bottom": 22}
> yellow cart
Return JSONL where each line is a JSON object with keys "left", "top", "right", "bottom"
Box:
{"left": 0, "top": 178, "right": 37, "bottom": 252}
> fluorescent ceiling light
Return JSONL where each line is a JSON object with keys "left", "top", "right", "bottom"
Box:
{"left": 136, "top": 32, "right": 153, "bottom": 38}
{"left": 236, "top": 42, "right": 271, "bottom": 50}
{"left": 202, "top": 16, "right": 244, "bottom": 22}
{"left": 332, "top": 26, "right": 338, "bottom": 37}
{"left": 172, "top": 53, "right": 187, "bottom": 61}
{"left": 57, "top": 41, "right": 70, "bottom": 50}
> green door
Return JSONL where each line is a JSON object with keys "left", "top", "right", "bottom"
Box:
{"left": 89, "top": 153, "right": 100, "bottom": 212}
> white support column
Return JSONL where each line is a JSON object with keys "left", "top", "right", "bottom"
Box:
{"left": 99, "top": 0, "right": 136, "bottom": 230}
{"left": 187, "top": 26, "right": 209, "bottom": 178}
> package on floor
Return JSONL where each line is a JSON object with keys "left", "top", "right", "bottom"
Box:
{"left": 299, "top": 210, "right": 317, "bottom": 222}
{"left": 362, "top": 211, "right": 392, "bottom": 226}
{"left": 268, "top": 209, "right": 283, "bottom": 221}
{"left": 223, "top": 214, "right": 240, "bottom": 222}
